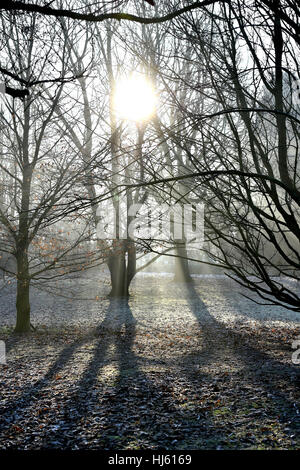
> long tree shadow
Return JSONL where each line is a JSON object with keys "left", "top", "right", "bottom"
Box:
{"left": 36, "top": 299, "right": 132, "bottom": 448}
{"left": 86, "top": 299, "right": 218, "bottom": 450}
{"left": 2, "top": 283, "right": 299, "bottom": 449}
{"left": 0, "top": 301, "right": 132, "bottom": 430}
{"left": 1, "top": 297, "right": 210, "bottom": 449}
{"left": 178, "top": 282, "right": 300, "bottom": 442}
{"left": 36, "top": 298, "right": 218, "bottom": 450}
{"left": 0, "top": 334, "right": 91, "bottom": 429}
{"left": 1, "top": 300, "right": 134, "bottom": 444}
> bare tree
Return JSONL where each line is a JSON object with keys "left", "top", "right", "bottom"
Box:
{"left": 0, "top": 12, "right": 102, "bottom": 332}
{"left": 160, "top": 1, "right": 300, "bottom": 310}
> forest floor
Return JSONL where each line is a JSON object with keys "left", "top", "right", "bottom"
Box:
{"left": 0, "top": 275, "right": 300, "bottom": 450}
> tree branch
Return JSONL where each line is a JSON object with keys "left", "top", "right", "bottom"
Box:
{"left": 1, "top": 0, "right": 226, "bottom": 23}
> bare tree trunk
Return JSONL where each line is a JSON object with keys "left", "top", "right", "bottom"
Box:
{"left": 15, "top": 249, "right": 30, "bottom": 333}
{"left": 127, "top": 240, "right": 136, "bottom": 289}
{"left": 15, "top": 109, "right": 32, "bottom": 332}
{"left": 108, "top": 249, "right": 127, "bottom": 297}
{"left": 173, "top": 240, "right": 193, "bottom": 283}
{"left": 108, "top": 241, "right": 136, "bottom": 297}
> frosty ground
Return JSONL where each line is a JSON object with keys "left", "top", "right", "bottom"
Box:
{"left": 0, "top": 274, "right": 300, "bottom": 450}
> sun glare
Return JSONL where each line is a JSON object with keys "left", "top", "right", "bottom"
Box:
{"left": 112, "top": 74, "right": 157, "bottom": 122}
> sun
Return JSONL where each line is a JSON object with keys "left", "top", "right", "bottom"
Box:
{"left": 112, "top": 74, "right": 157, "bottom": 122}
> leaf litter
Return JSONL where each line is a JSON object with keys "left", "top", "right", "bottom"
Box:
{"left": 0, "top": 275, "right": 300, "bottom": 450}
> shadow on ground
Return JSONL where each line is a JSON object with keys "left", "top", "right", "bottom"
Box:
{"left": 0, "top": 284, "right": 300, "bottom": 450}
